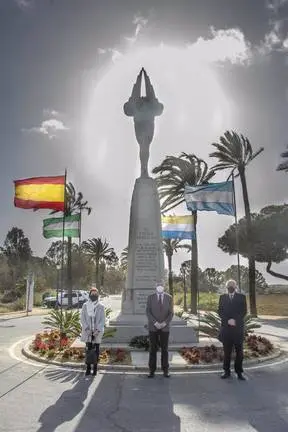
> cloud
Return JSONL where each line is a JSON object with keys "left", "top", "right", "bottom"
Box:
{"left": 258, "top": 20, "right": 288, "bottom": 54}
{"left": 98, "top": 14, "right": 148, "bottom": 63}
{"left": 43, "top": 108, "right": 60, "bottom": 118}
{"left": 266, "top": 0, "right": 288, "bottom": 13}
{"left": 15, "top": 0, "right": 34, "bottom": 9}
{"left": 125, "top": 14, "right": 148, "bottom": 44}
{"left": 23, "top": 118, "right": 69, "bottom": 140}
{"left": 187, "top": 27, "right": 252, "bottom": 65}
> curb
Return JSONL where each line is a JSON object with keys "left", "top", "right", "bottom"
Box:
{"left": 21, "top": 340, "right": 283, "bottom": 372}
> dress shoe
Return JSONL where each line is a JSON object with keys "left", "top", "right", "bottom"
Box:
{"left": 85, "top": 366, "right": 91, "bottom": 376}
{"left": 92, "top": 367, "right": 97, "bottom": 376}
{"left": 221, "top": 372, "right": 231, "bottom": 379}
{"left": 237, "top": 373, "right": 246, "bottom": 381}
{"left": 147, "top": 372, "right": 155, "bottom": 378}
{"left": 163, "top": 372, "right": 170, "bottom": 378}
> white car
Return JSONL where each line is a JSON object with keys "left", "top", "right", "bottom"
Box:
{"left": 57, "top": 290, "right": 89, "bottom": 308}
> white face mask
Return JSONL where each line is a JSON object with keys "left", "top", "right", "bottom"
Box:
{"left": 156, "top": 285, "right": 164, "bottom": 294}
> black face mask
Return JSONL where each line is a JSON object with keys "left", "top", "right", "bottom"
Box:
{"left": 227, "top": 286, "right": 235, "bottom": 294}
{"left": 89, "top": 295, "right": 98, "bottom": 302}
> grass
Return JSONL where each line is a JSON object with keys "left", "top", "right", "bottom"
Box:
{"left": 174, "top": 292, "right": 288, "bottom": 316}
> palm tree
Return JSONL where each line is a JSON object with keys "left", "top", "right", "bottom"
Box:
{"left": 51, "top": 182, "right": 92, "bottom": 308}
{"left": 162, "top": 239, "right": 191, "bottom": 297}
{"left": 120, "top": 246, "right": 128, "bottom": 271}
{"left": 209, "top": 131, "right": 264, "bottom": 316}
{"left": 152, "top": 153, "right": 215, "bottom": 314}
{"left": 81, "top": 238, "right": 118, "bottom": 291}
{"left": 276, "top": 146, "right": 288, "bottom": 172}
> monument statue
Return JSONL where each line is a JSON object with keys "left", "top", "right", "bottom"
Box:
{"left": 106, "top": 69, "right": 197, "bottom": 345}
{"left": 123, "top": 68, "right": 164, "bottom": 177}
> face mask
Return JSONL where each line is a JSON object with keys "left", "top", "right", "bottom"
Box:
{"left": 89, "top": 294, "right": 98, "bottom": 302}
{"left": 156, "top": 285, "right": 164, "bottom": 294}
{"left": 227, "top": 286, "right": 235, "bottom": 294}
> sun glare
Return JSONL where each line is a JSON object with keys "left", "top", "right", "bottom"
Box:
{"left": 82, "top": 45, "right": 233, "bottom": 182}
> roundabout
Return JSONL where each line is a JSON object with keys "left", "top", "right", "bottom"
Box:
{"left": 13, "top": 332, "right": 287, "bottom": 374}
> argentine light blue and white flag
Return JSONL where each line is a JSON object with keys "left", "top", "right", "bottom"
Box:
{"left": 161, "top": 215, "right": 195, "bottom": 240}
{"left": 184, "top": 181, "right": 235, "bottom": 216}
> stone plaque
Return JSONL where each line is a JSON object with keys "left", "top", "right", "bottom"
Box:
{"left": 134, "top": 289, "right": 155, "bottom": 314}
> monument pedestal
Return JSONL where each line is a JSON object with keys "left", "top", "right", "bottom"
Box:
{"left": 107, "top": 314, "right": 198, "bottom": 345}
{"left": 107, "top": 176, "right": 197, "bottom": 345}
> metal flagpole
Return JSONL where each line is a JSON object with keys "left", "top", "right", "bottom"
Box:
{"left": 60, "top": 169, "right": 67, "bottom": 318}
{"left": 79, "top": 209, "right": 82, "bottom": 251}
{"left": 231, "top": 172, "right": 242, "bottom": 292}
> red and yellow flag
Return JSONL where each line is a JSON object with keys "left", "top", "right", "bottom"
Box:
{"left": 14, "top": 176, "right": 65, "bottom": 211}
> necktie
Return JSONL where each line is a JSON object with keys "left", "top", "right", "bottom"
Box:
{"left": 158, "top": 294, "right": 163, "bottom": 308}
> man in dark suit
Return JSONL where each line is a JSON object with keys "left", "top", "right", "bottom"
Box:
{"left": 218, "top": 279, "right": 247, "bottom": 380}
{"left": 146, "top": 283, "right": 174, "bottom": 378}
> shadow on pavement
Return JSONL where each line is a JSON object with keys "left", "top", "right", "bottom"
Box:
{"left": 44, "top": 368, "right": 83, "bottom": 384}
{"left": 37, "top": 372, "right": 92, "bottom": 432}
{"left": 170, "top": 367, "right": 288, "bottom": 431}
{"left": 75, "top": 373, "right": 181, "bottom": 432}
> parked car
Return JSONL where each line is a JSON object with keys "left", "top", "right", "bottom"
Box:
{"left": 58, "top": 290, "right": 89, "bottom": 308}
{"left": 43, "top": 290, "right": 89, "bottom": 309}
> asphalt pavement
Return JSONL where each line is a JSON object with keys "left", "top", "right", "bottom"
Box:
{"left": 1, "top": 297, "right": 288, "bottom": 431}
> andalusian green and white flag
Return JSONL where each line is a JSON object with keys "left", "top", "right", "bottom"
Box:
{"left": 43, "top": 214, "right": 80, "bottom": 239}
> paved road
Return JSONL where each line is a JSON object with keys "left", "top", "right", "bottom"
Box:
{"left": 1, "top": 299, "right": 288, "bottom": 431}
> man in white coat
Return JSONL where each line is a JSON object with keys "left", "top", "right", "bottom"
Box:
{"left": 80, "top": 287, "right": 105, "bottom": 376}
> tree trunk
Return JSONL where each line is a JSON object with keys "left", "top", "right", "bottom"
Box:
{"left": 100, "top": 262, "right": 105, "bottom": 293}
{"left": 95, "top": 259, "right": 100, "bottom": 288}
{"left": 239, "top": 168, "right": 257, "bottom": 316}
{"left": 67, "top": 237, "right": 72, "bottom": 309}
{"left": 167, "top": 253, "right": 173, "bottom": 297}
{"left": 190, "top": 210, "right": 198, "bottom": 314}
{"left": 266, "top": 261, "right": 288, "bottom": 281}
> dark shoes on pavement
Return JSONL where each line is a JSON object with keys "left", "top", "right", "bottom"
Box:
{"left": 85, "top": 365, "right": 97, "bottom": 376}
{"left": 237, "top": 373, "right": 246, "bottom": 381}
{"left": 147, "top": 371, "right": 170, "bottom": 378}
{"left": 221, "top": 372, "right": 231, "bottom": 379}
{"left": 221, "top": 371, "right": 246, "bottom": 380}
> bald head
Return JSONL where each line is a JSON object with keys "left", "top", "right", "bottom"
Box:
{"left": 226, "top": 279, "right": 237, "bottom": 294}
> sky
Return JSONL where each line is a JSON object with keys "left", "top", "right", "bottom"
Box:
{"left": 0, "top": 0, "right": 288, "bottom": 283}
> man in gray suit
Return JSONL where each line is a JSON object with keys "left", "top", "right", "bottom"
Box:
{"left": 146, "top": 282, "right": 174, "bottom": 378}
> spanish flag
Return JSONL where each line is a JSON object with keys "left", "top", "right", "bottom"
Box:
{"left": 14, "top": 176, "right": 65, "bottom": 211}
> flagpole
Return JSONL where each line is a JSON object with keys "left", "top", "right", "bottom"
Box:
{"left": 232, "top": 172, "right": 242, "bottom": 292}
{"left": 60, "top": 169, "right": 67, "bottom": 317}
{"left": 79, "top": 208, "right": 82, "bottom": 252}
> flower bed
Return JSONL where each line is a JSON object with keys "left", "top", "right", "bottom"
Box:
{"left": 180, "top": 335, "right": 275, "bottom": 365}
{"left": 30, "top": 331, "right": 131, "bottom": 365}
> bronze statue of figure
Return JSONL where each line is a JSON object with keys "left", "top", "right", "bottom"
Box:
{"left": 124, "top": 68, "right": 164, "bottom": 178}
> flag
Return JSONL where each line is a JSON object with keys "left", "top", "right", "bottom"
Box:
{"left": 161, "top": 215, "right": 195, "bottom": 240}
{"left": 14, "top": 175, "right": 65, "bottom": 211}
{"left": 43, "top": 214, "right": 80, "bottom": 238}
{"left": 184, "top": 181, "right": 235, "bottom": 216}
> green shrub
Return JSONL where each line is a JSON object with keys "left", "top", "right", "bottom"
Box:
{"left": 198, "top": 312, "right": 261, "bottom": 339}
{"left": 129, "top": 335, "right": 150, "bottom": 351}
{"left": 42, "top": 309, "right": 81, "bottom": 338}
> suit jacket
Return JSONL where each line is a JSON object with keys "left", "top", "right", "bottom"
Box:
{"left": 146, "top": 292, "right": 174, "bottom": 332}
{"left": 218, "top": 293, "right": 247, "bottom": 343}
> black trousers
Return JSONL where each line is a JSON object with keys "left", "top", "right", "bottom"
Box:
{"left": 149, "top": 330, "right": 169, "bottom": 373}
{"left": 223, "top": 339, "right": 244, "bottom": 374}
{"left": 85, "top": 342, "right": 100, "bottom": 367}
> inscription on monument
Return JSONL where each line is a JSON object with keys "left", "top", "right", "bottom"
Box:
{"left": 134, "top": 290, "right": 155, "bottom": 313}
{"left": 134, "top": 228, "right": 159, "bottom": 289}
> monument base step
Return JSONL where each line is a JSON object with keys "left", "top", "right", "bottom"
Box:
{"left": 106, "top": 313, "right": 198, "bottom": 344}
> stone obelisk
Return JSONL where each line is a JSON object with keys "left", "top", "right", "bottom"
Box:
{"left": 107, "top": 69, "right": 197, "bottom": 344}
{"left": 121, "top": 68, "right": 165, "bottom": 314}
